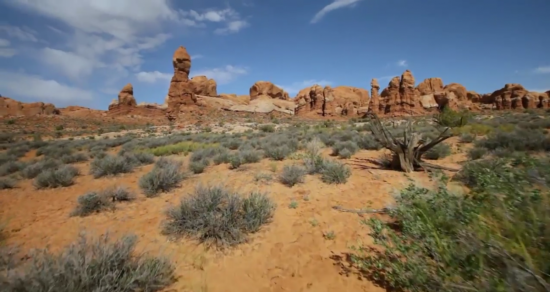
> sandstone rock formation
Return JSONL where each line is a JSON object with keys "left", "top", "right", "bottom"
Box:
{"left": 368, "top": 78, "right": 380, "bottom": 114}
{"left": 0, "top": 97, "right": 58, "bottom": 117}
{"left": 496, "top": 84, "right": 550, "bottom": 110}
{"left": 250, "top": 81, "right": 290, "bottom": 100}
{"left": 165, "top": 46, "right": 197, "bottom": 120}
{"left": 109, "top": 83, "right": 137, "bottom": 110}
{"left": 294, "top": 85, "right": 368, "bottom": 117}
{"left": 190, "top": 76, "right": 217, "bottom": 96}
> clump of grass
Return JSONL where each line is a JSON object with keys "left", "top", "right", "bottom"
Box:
{"left": 145, "top": 142, "right": 215, "bottom": 156}
{"left": 229, "top": 155, "right": 242, "bottom": 169}
{"left": 213, "top": 150, "right": 231, "bottom": 164}
{"left": 238, "top": 149, "right": 262, "bottom": 164}
{"left": 0, "top": 161, "right": 26, "bottom": 176}
{"left": 459, "top": 133, "right": 475, "bottom": 143}
{"left": 1, "top": 232, "right": 175, "bottom": 291}
{"left": 20, "top": 158, "right": 61, "bottom": 179}
{"left": 0, "top": 177, "right": 17, "bottom": 189}
{"left": 33, "top": 165, "right": 79, "bottom": 189}
{"left": 162, "top": 184, "right": 275, "bottom": 247}
{"left": 467, "top": 147, "right": 488, "bottom": 160}
{"left": 263, "top": 145, "right": 292, "bottom": 161}
{"left": 71, "top": 192, "right": 114, "bottom": 217}
{"left": 355, "top": 134, "right": 382, "bottom": 150}
{"left": 139, "top": 158, "right": 186, "bottom": 197}
{"left": 189, "top": 159, "right": 209, "bottom": 174}
{"left": 475, "top": 129, "right": 550, "bottom": 152}
{"left": 331, "top": 141, "right": 359, "bottom": 158}
{"left": 71, "top": 186, "right": 135, "bottom": 217}
{"left": 423, "top": 143, "right": 451, "bottom": 160}
{"left": 60, "top": 153, "right": 89, "bottom": 164}
{"left": 259, "top": 124, "right": 275, "bottom": 133}
{"left": 254, "top": 172, "right": 273, "bottom": 184}
{"left": 320, "top": 160, "right": 351, "bottom": 184}
{"left": 89, "top": 154, "right": 135, "bottom": 178}
{"left": 279, "top": 164, "right": 307, "bottom": 187}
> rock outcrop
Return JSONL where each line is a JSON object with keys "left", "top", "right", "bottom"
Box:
{"left": 0, "top": 97, "right": 58, "bottom": 117}
{"left": 368, "top": 78, "right": 380, "bottom": 114}
{"left": 109, "top": 83, "right": 137, "bottom": 110}
{"left": 250, "top": 81, "right": 290, "bottom": 100}
{"left": 166, "top": 46, "right": 197, "bottom": 120}
{"left": 190, "top": 76, "right": 217, "bottom": 96}
{"left": 294, "top": 85, "right": 368, "bottom": 116}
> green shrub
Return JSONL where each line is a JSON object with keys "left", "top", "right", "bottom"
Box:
{"left": 331, "top": 141, "right": 359, "bottom": 157}
{"left": 33, "top": 165, "right": 79, "bottom": 189}
{"left": 423, "top": 143, "right": 451, "bottom": 160}
{"left": 2, "top": 232, "right": 175, "bottom": 291}
{"left": 60, "top": 153, "right": 89, "bottom": 164}
{"left": 0, "top": 161, "right": 26, "bottom": 176}
{"left": 89, "top": 155, "right": 135, "bottom": 178}
{"left": 0, "top": 177, "right": 17, "bottom": 189}
{"left": 259, "top": 124, "right": 275, "bottom": 133}
{"left": 189, "top": 159, "right": 209, "bottom": 174}
{"left": 263, "top": 145, "right": 292, "bottom": 161}
{"left": 320, "top": 160, "right": 351, "bottom": 184}
{"left": 476, "top": 129, "right": 550, "bottom": 152}
{"left": 71, "top": 192, "right": 114, "bottom": 217}
{"left": 139, "top": 158, "right": 185, "bottom": 197}
{"left": 162, "top": 184, "right": 275, "bottom": 247}
{"left": 21, "top": 159, "right": 61, "bottom": 179}
{"left": 459, "top": 133, "right": 475, "bottom": 143}
{"left": 352, "top": 157, "right": 550, "bottom": 292}
{"left": 434, "top": 107, "right": 470, "bottom": 127}
{"left": 279, "top": 164, "right": 307, "bottom": 187}
{"left": 467, "top": 147, "right": 488, "bottom": 160}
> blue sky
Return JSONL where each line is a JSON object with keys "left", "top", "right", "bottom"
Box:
{"left": 0, "top": 0, "right": 548, "bottom": 110}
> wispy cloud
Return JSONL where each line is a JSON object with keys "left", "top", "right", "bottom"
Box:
{"left": 191, "top": 65, "right": 248, "bottom": 84}
{"left": 192, "top": 54, "right": 204, "bottom": 60}
{"left": 310, "top": 0, "right": 361, "bottom": 24}
{"left": 533, "top": 66, "right": 550, "bottom": 74}
{"left": 135, "top": 71, "right": 172, "bottom": 83}
{"left": 0, "top": 25, "right": 38, "bottom": 42}
{"left": 182, "top": 8, "right": 249, "bottom": 34}
{"left": 0, "top": 71, "right": 94, "bottom": 105}
{"left": 0, "top": 38, "right": 16, "bottom": 57}
{"left": 276, "top": 79, "right": 333, "bottom": 96}
{"left": 396, "top": 60, "right": 408, "bottom": 67}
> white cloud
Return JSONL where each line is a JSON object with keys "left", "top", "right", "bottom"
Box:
{"left": 276, "top": 79, "right": 333, "bottom": 95}
{"left": 214, "top": 20, "right": 249, "bottom": 35}
{"left": 0, "top": 38, "right": 16, "bottom": 57}
{"left": 534, "top": 66, "right": 550, "bottom": 74}
{"left": 183, "top": 8, "right": 249, "bottom": 34}
{"left": 0, "top": 25, "right": 38, "bottom": 42}
{"left": 396, "top": 60, "right": 408, "bottom": 67}
{"left": 0, "top": 38, "right": 10, "bottom": 46}
{"left": 0, "top": 71, "right": 94, "bottom": 104}
{"left": 191, "top": 54, "right": 204, "bottom": 60}
{"left": 41, "top": 48, "right": 98, "bottom": 80}
{"left": 191, "top": 65, "right": 248, "bottom": 84}
{"left": 135, "top": 71, "right": 172, "bottom": 83}
{"left": 311, "top": 0, "right": 361, "bottom": 24}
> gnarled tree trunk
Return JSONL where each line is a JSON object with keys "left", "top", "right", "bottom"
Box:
{"left": 367, "top": 113, "right": 455, "bottom": 172}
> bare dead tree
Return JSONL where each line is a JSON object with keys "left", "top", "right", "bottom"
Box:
{"left": 367, "top": 113, "right": 457, "bottom": 173}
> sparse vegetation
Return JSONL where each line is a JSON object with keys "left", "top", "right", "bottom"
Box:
{"left": 1, "top": 232, "right": 175, "bottom": 291}
{"left": 320, "top": 160, "right": 351, "bottom": 184}
{"left": 139, "top": 158, "right": 185, "bottom": 197}
{"left": 162, "top": 184, "right": 275, "bottom": 247}
{"left": 279, "top": 164, "right": 307, "bottom": 187}
{"left": 34, "top": 165, "right": 79, "bottom": 189}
